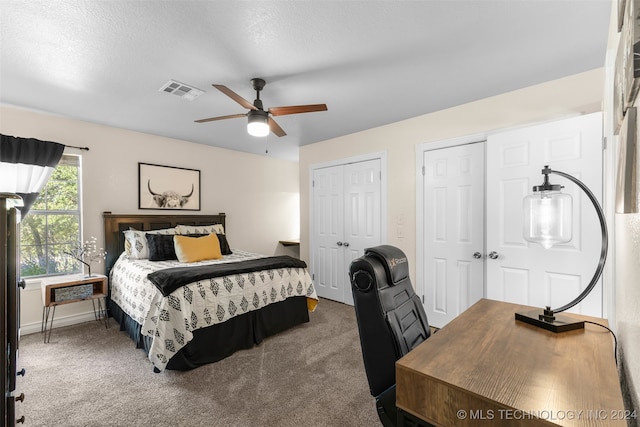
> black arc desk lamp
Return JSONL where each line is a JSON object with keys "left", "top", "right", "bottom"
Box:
{"left": 516, "top": 166, "right": 608, "bottom": 333}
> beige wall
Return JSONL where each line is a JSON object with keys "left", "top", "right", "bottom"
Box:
{"left": 299, "top": 68, "right": 605, "bottom": 282}
{"left": 0, "top": 105, "right": 301, "bottom": 333}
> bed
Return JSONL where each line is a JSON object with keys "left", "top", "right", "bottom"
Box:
{"left": 103, "top": 212, "right": 317, "bottom": 372}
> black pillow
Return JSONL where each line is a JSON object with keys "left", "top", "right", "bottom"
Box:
{"left": 216, "top": 234, "right": 232, "bottom": 255}
{"left": 146, "top": 234, "right": 177, "bottom": 261}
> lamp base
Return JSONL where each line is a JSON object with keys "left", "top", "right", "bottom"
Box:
{"left": 515, "top": 309, "right": 584, "bottom": 333}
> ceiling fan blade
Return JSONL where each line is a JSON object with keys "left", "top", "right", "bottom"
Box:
{"left": 212, "top": 84, "right": 257, "bottom": 110}
{"left": 268, "top": 117, "right": 287, "bottom": 137}
{"left": 194, "top": 113, "right": 246, "bottom": 123}
{"left": 268, "top": 104, "right": 328, "bottom": 116}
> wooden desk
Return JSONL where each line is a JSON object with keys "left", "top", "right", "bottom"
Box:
{"left": 396, "top": 299, "right": 629, "bottom": 427}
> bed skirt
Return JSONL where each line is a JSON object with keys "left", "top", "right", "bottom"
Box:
{"left": 108, "top": 296, "right": 310, "bottom": 371}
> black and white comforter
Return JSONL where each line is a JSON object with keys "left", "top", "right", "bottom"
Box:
{"left": 110, "top": 250, "right": 317, "bottom": 372}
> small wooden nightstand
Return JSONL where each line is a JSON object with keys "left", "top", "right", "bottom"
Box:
{"left": 40, "top": 274, "right": 109, "bottom": 343}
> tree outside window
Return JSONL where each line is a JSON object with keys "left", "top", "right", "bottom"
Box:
{"left": 20, "top": 155, "right": 82, "bottom": 277}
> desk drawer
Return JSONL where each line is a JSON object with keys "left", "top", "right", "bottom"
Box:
{"left": 53, "top": 283, "right": 93, "bottom": 302}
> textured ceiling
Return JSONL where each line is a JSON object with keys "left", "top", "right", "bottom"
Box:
{"left": 0, "top": 1, "right": 611, "bottom": 161}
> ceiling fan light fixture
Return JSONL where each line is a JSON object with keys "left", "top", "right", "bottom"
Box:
{"left": 196, "top": 78, "right": 326, "bottom": 138}
{"left": 247, "top": 110, "right": 270, "bottom": 137}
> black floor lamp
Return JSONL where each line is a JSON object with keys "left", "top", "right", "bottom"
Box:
{"left": 516, "top": 165, "right": 608, "bottom": 333}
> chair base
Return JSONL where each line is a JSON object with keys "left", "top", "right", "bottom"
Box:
{"left": 397, "top": 408, "right": 435, "bottom": 427}
{"left": 375, "top": 384, "right": 397, "bottom": 427}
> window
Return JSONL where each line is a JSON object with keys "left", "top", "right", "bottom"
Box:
{"left": 20, "top": 155, "right": 82, "bottom": 277}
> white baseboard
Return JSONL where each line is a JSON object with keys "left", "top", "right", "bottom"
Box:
{"left": 20, "top": 310, "right": 99, "bottom": 335}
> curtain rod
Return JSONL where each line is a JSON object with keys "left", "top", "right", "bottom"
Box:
{"left": 65, "top": 144, "right": 89, "bottom": 151}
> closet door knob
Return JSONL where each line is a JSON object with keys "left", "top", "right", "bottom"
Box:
{"left": 488, "top": 251, "right": 499, "bottom": 260}
{"left": 343, "top": 242, "right": 350, "bottom": 247}
{"left": 473, "top": 252, "right": 482, "bottom": 259}
{"left": 336, "top": 241, "right": 343, "bottom": 246}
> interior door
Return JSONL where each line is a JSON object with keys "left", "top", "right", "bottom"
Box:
{"left": 311, "top": 158, "right": 382, "bottom": 305}
{"left": 422, "top": 143, "right": 485, "bottom": 327}
{"left": 342, "top": 159, "right": 382, "bottom": 306}
{"left": 312, "top": 165, "right": 344, "bottom": 303}
{"left": 485, "top": 113, "right": 603, "bottom": 316}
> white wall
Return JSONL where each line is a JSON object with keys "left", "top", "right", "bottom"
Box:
{"left": 0, "top": 105, "right": 301, "bottom": 333}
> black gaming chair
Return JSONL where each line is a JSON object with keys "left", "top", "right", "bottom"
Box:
{"left": 349, "top": 245, "right": 432, "bottom": 427}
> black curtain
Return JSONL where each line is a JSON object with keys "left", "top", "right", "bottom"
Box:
{"left": 0, "top": 134, "right": 65, "bottom": 217}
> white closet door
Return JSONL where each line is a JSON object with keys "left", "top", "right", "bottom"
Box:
{"left": 311, "top": 158, "right": 382, "bottom": 305}
{"left": 342, "top": 159, "right": 382, "bottom": 306}
{"left": 312, "top": 165, "right": 345, "bottom": 303}
{"left": 422, "top": 143, "right": 485, "bottom": 327}
{"left": 485, "top": 113, "right": 603, "bottom": 316}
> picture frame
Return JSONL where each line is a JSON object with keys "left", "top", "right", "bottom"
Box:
{"left": 614, "top": 0, "right": 640, "bottom": 134}
{"left": 614, "top": 28, "right": 627, "bottom": 135}
{"left": 619, "top": 0, "right": 627, "bottom": 32}
{"left": 624, "top": 0, "right": 640, "bottom": 110}
{"left": 138, "top": 163, "right": 201, "bottom": 210}
{"left": 616, "top": 107, "right": 639, "bottom": 213}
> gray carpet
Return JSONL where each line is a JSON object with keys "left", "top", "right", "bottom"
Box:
{"left": 16, "top": 298, "right": 380, "bottom": 427}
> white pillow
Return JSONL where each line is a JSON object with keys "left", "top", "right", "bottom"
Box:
{"left": 176, "top": 224, "right": 225, "bottom": 235}
{"left": 123, "top": 227, "right": 177, "bottom": 259}
{"left": 146, "top": 227, "right": 178, "bottom": 235}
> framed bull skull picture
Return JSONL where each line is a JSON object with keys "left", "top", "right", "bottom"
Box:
{"left": 138, "top": 162, "right": 201, "bottom": 210}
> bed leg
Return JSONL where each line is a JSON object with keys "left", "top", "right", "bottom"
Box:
{"left": 153, "top": 367, "right": 161, "bottom": 373}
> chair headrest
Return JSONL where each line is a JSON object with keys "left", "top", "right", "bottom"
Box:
{"left": 364, "top": 245, "right": 409, "bottom": 286}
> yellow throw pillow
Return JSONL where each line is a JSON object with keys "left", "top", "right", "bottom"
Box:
{"left": 174, "top": 233, "right": 222, "bottom": 263}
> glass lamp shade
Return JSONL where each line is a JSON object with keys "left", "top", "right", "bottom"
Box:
{"left": 247, "top": 111, "right": 270, "bottom": 137}
{"left": 523, "top": 189, "right": 572, "bottom": 249}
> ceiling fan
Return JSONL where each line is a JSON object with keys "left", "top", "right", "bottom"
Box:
{"left": 195, "top": 78, "right": 328, "bottom": 137}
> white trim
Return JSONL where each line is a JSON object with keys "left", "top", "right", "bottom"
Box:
{"left": 20, "top": 311, "right": 99, "bottom": 335}
{"left": 309, "top": 150, "right": 388, "bottom": 170}
{"left": 602, "top": 40, "right": 617, "bottom": 325}
{"left": 416, "top": 133, "right": 487, "bottom": 153}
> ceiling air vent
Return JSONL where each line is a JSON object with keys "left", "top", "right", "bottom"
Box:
{"left": 159, "top": 80, "right": 204, "bottom": 101}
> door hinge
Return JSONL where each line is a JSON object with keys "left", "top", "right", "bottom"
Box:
{"left": 312, "top": 180, "right": 315, "bottom": 187}
{"left": 312, "top": 273, "right": 315, "bottom": 280}
{"left": 422, "top": 165, "right": 425, "bottom": 176}
{"left": 603, "top": 137, "right": 607, "bottom": 150}
{"left": 421, "top": 294, "right": 425, "bottom": 304}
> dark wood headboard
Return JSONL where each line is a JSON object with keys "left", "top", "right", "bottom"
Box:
{"left": 102, "top": 211, "right": 226, "bottom": 278}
